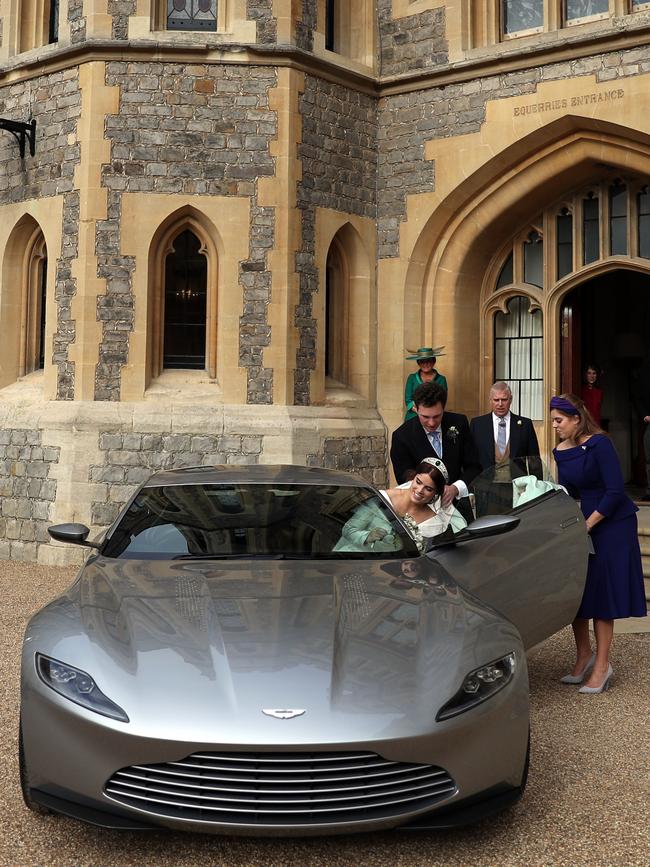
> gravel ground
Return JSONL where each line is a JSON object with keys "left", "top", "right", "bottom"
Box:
{"left": 1, "top": 562, "right": 649, "bottom": 867}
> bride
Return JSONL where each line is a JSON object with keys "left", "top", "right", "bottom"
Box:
{"left": 334, "top": 458, "right": 467, "bottom": 553}
{"left": 382, "top": 458, "right": 467, "bottom": 548}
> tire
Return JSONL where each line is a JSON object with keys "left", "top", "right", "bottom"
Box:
{"left": 19, "top": 716, "right": 51, "bottom": 815}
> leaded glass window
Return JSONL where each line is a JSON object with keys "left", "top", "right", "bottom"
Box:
{"left": 496, "top": 252, "right": 513, "bottom": 288}
{"left": 167, "top": 0, "right": 217, "bottom": 32}
{"left": 638, "top": 186, "right": 650, "bottom": 259}
{"left": 502, "top": 0, "right": 543, "bottom": 34}
{"left": 494, "top": 296, "right": 543, "bottom": 419}
{"left": 609, "top": 182, "right": 628, "bottom": 256}
{"left": 523, "top": 230, "right": 543, "bottom": 287}
{"left": 565, "top": 0, "right": 608, "bottom": 21}
{"left": 583, "top": 193, "right": 599, "bottom": 265}
{"left": 557, "top": 209, "right": 573, "bottom": 279}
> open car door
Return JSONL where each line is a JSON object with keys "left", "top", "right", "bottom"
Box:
{"left": 431, "top": 459, "right": 589, "bottom": 650}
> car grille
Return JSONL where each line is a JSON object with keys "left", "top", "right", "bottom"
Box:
{"left": 104, "top": 751, "right": 456, "bottom": 826}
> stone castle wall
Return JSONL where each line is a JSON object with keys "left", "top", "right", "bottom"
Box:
{"left": 295, "top": 75, "right": 378, "bottom": 405}
{"left": 0, "top": 68, "right": 82, "bottom": 399}
{"left": 0, "top": 401, "right": 388, "bottom": 565}
{"left": 377, "top": 44, "right": 650, "bottom": 258}
{"left": 377, "top": 0, "right": 448, "bottom": 78}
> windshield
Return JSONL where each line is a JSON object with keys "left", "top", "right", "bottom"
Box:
{"left": 471, "top": 456, "right": 560, "bottom": 519}
{"left": 102, "top": 483, "right": 420, "bottom": 560}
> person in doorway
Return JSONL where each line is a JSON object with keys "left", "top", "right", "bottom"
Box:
{"left": 550, "top": 394, "right": 647, "bottom": 694}
{"left": 403, "top": 347, "right": 448, "bottom": 420}
{"left": 390, "top": 382, "right": 480, "bottom": 523}
{"left": 580, "top": 363, "right": 604, "bottom": 427}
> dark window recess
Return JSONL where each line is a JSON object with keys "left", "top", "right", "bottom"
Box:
{"left": 609, "top": 181, "right": 628, "bottom": 256}
{"left": 48, "top": 0, "right": 59, "bottom": 43}
{"left": 638, "top": 186, "right": 650, "bottom": 259}
{"left": 326, "top": 0, "right": 336, "bottom": 51}
{"left": 39, "top": 257, "right": 47, "bottom": 369}
{"left": 556, "top": 209, "right": 573, "bottom": 279}
{"left": 164, "top": 230, "right": 207, "bottom": 370}
{"left": 523, "top": 230, "right": 543, "bottom": 287}
{"left": 583, "top": 194, "right": 599, "bottom": 265}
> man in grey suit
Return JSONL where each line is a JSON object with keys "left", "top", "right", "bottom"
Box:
{"left": 470, "top": 382, "right": 541, "bottom": 513}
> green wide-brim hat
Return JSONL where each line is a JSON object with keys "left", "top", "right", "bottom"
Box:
{"left": 405, "top": 346, "right": 445, "bottom": 361}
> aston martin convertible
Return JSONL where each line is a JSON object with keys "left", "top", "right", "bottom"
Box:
{"left": 19, "top": 463, "right": 588, "bottom": 836}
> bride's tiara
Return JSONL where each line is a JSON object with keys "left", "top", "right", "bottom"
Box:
{"left": 420, "top": 456, "right": 449, "bottom": 483}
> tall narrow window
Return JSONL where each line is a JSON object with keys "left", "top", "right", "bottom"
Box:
{"left": 556, "top": 209, "right": 573, "bottom": 279}
{"left": 502, "top": 0, "right": 543, "bottom": 35}
{"left": 523, "top": 230, "right": 543, "bottom": 287}
{"left": 167, "top": 0, "right": 217, "bottom": 32}
{"left": 23, "top": 234, "right": 48, "bottom": 375}
{"left": 494, "top": 296, "right": 543, "bottom": 420}
{"left": 164, "top": 230, "right": 207, "bottom": 369}
{"left": 638, "top": 186, "right": 650, "bottom": 259}
{"left": 38, "top": 255, "right": 47, "bottom": 369}
{"left": 565, "top": 0, "right": 608, "bottom": 22}
{"left": 48, "top": 0, "right": 59, "bottom": 43}
{"left": 609, "top": 181, "right": 628, "bottom": 256}
{"left": 325, "top": 0, "right": 336, "bottom": 51}
{"left": 325, "top": 241, "right": 347, "bottom": 383}
{"left": 583, "top": 193, "right": 599, "bottom": 264}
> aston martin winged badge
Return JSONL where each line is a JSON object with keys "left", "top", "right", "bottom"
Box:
{"left": 262, "top": 709, "right": 306, "bottom": 719}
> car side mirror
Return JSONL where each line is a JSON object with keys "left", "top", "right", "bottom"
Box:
{"left": 48, "top": 523, "right": 101, "bottom": 549}
{"left": 465, "top": 514, "right": 520, "bottom": 538}
{"left": 426, "top": 514, "right": 520, "bottom": 551}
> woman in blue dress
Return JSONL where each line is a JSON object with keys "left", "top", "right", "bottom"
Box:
{"left": 550, "top": 394, "right": 647, "bottom": 694}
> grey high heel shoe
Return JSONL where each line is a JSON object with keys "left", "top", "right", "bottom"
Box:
{"left": 559, "top": 652, "right": 596, "bottom": 684}
{"left": 578, "top": 664, "right": 613, "bottom": 694}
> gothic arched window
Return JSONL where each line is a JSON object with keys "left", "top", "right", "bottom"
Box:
{"left": 163, "top": 230, "right": 208, "bottom": 370}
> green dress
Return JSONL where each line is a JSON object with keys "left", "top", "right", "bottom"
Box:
{"left": 404, "top": 371, "right": 448, "bottom": 420}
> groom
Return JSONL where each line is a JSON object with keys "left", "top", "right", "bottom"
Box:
{"left": 390, "top": 382, "right": 480, "bottom": 522}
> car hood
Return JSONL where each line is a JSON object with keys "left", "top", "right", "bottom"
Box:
{"left": 27, "top": 556, "right": 520, "bottom": 744}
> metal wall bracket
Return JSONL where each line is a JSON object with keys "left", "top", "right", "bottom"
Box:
{"left": 0, "top": 118, "right": 36, "bottom": 158}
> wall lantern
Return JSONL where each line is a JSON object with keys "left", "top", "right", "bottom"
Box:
{"left": 0, "top": 118, "right": 36, "bottom": 158}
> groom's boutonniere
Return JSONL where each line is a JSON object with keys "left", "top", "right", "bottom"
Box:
{"left": 447, "top": 425, "right": 459, "bottom": 442}
{"left": 517, "top": 419, "right": 522, "bottom": 426}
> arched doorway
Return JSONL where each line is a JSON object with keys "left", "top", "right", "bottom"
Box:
{"left": 560, "top": 269, "right": 650, "bottom": 488}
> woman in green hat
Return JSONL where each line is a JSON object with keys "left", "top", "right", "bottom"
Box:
{"left": 404, "top": 347, "right": 448, "bottom": 420}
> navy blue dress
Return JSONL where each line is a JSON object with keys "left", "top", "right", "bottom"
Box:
{"left": 554, "top": 434, "right": 647, "bottom": 620}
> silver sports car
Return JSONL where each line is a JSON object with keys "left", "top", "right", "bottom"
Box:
{"left": 20, "top": 464, "right": 588, "bottom": 836}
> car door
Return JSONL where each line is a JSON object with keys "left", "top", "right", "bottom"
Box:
{"left": 431, "top": 464, "right": 589, "bottom": 650}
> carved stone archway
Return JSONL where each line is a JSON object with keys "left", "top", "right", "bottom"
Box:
{"left": 403, "top": 117, "right": 650, "bottom": 452}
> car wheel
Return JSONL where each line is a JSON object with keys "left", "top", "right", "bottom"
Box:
{"left": 19, "top": 717, "right": 51, "bottom": 815}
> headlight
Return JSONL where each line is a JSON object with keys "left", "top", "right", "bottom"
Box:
{"left": 436, "top": 652, "right": 516, "bottom": 721}
{"left": 36, "top": 653, "right": 129, "bottom": 723}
